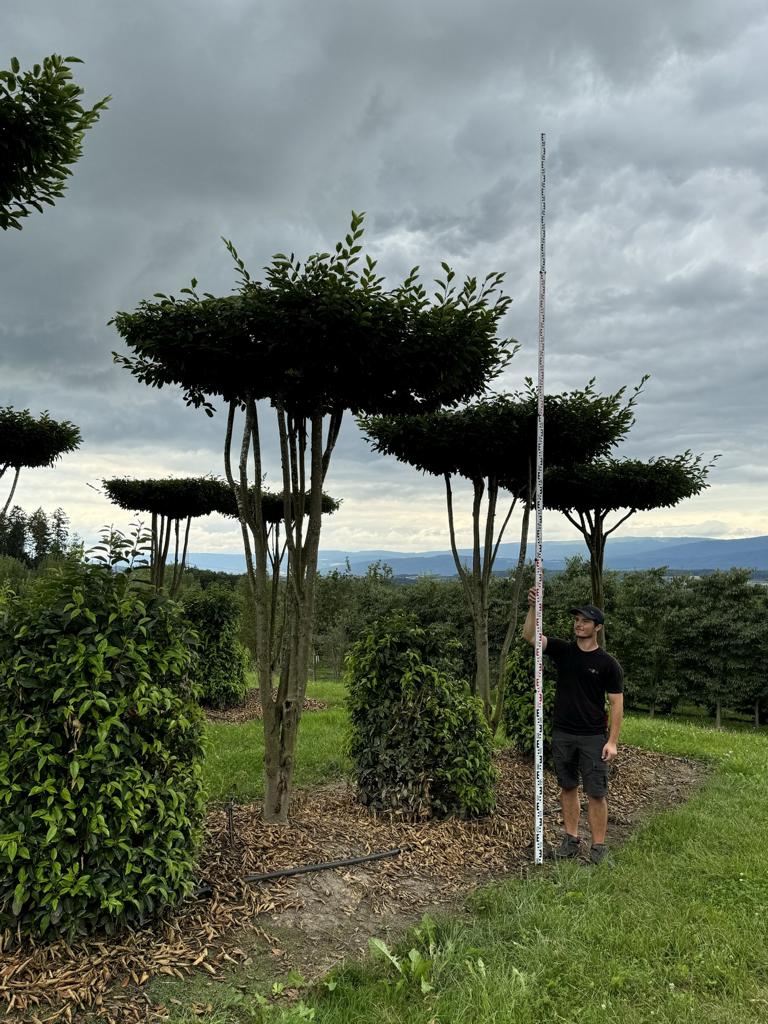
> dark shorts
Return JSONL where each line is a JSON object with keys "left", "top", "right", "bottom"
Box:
{"left": 551, "top": 730, "right": 609, "bottom": 798}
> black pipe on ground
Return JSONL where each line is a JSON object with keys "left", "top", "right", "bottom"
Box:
{"left": 243, "top": 845, "right": 412, "bottom": 885}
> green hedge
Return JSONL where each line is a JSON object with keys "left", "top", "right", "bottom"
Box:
{"left": 0, "top": 562, "right": 205, "bottom": 941}
{"left": 345, "top": 616, "right": 495, "bottom": 818}
{"left": 182, "top": 584, "right": 249, "bottom": 709}
{"left": 503, "top": 642, "right": 556, "bottom": 759}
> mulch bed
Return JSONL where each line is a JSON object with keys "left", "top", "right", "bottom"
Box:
{"left": 0, "top": 747, "right": 704, "bottom": 1023}
{"left": 204, "top": 690, "right": 328, "bottom": 724}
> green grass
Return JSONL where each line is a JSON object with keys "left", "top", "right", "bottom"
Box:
{"left": 185, "top": 713, "right": 767, "bottom": 1023}
{"left": 203, "top": 680, "right": 351, "bottom": 804}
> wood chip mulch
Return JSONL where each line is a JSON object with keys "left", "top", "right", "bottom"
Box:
{"left": 0, "top": 746, "right": 703, "bottom": 1024}
{"left": 204, "top": 689, "right": 328, "bottom": 724}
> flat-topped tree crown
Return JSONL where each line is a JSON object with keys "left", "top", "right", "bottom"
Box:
{"left": 103, "top": 476, "right": 233, "bottom": 520}
{"left": 0, "top": 407, "right": 81, "bottom": 471}
{"left": 544, "top": 452, "right": 714, "bottom": 618}
{"left": 112, "top": 213, "right": 513, "bottom": 417}
{"left": 0, "top": 407, "right": 81, "bottom": 519}
{"left": 544, "top": 453, "right": 711, "bottom": 515}
{"left": 361, "top": 380, "right": 639, "bottom": 492}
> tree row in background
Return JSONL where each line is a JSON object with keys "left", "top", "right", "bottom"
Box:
{"left": 310, "top": 557, "right": 768, "bottom": 730}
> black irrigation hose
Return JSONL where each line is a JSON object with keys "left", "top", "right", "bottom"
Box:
{"left": 243, "top": 845, "right": 413, "bottom": 885}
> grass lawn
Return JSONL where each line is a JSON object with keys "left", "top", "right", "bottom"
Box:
{"left": 203, "top": 680, "right": 351, "bottom": 803}
{"left": 181, "top": 711, "right": 767, "bottom": 1023}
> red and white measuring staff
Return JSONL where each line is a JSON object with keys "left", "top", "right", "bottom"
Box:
{"left": 534, "top": 133, "right": 546, "bottom": 865}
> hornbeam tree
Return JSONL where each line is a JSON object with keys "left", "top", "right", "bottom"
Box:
{"left": 103, "top": 477, "right": 235, "bottom": 595}
{"left": 361, "top": 380, "right": 640, "bottom": 729}
{"left": 0, "top": 407, "right": 81, "bottom": 518}
{"left": 112, "top": 213, "right": 513, "bottom": 822}
{"left": 544, "top": 452, "right": 713, "bottom": 618}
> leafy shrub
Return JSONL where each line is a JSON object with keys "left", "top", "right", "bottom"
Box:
{"left": 345, "top": 616, "right": 495, "bottom": 818}
{"left": 503, "top": 641, "right": 556, "bottom": 759}
{"left": 0, "top": 562, "right": 205, "bottom": 942}
{"left": 182, "top": 584, "right": 249, "bottom": 708}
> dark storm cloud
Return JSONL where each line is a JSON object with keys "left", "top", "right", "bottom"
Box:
{"left": 3, "top": 0, "right": 767, "bottom": 544}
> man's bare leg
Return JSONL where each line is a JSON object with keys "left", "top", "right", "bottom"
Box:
{"left": 587, "top": 795, "right": 608, "bottom": 845}
{"left": 560, "top": 787, "right": 580, "bottom": 837}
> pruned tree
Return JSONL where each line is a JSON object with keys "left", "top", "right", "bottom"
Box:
{"left": 0, "top": 407, "right": 81, "bottom": 518}
{"left": 544, "top": 452, "right": 714, "bottom": 622}
{"left": 112, "top": 213, "right": 513, "bottom": 821}
{"left": 361, "top": 380, "right": 640, "bottom": 729}
{"left": 103, "top": 476, "right": 234, "bottom": 596}
{"left": 1, "top": 55, "right": 109, "bottom": 230}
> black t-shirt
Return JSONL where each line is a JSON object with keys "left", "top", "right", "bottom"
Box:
{"left": 545, "top": 638, "right": 624, "bottom": 735}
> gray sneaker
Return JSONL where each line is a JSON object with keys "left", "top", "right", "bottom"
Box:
{"left": 552, "top": 834, "right": 581, "bottom": 859}
{"left": 589, "top": 843, "right": 609, "bottom": 865}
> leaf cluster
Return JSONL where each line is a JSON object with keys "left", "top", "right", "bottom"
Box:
{"left": 345, "top": 615, "right": 495, "bottom": 818}
{"left": 0, "top": 407, "right": 81, "bottom": 470}
{"left": 360, "top": 380, "right": 638, "bottom": 489}
{"left": 103, "top": 476, "right": 339, "bottom": 526}
{"left": 0, "top": 55, "right": 109, "bottom": 230}
{"left": 112, "top": 214, "right": 514, "bottom": 417}
{"left": 182, "top": 584, "right": 249, "bottom": 709}
{"left": 103, "top": 476, "right": 234, "bottom": 521}
{"left": 544, "top": 452, "right": 712, "bottom": 516}
{"left": 0, "top": 562, "right": 205, "bottom": 941}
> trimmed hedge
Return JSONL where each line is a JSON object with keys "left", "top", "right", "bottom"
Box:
{"left": 182, "top": 584, "right": 249, "bottom": 709}
{"left": 0, "top": 562, "right": 205, "bottom": 941}
{"left": 345, "top": 616, "right": 495, "bottom": 818}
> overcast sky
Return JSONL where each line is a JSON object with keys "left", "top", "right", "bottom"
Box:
{"left": 2, "top": 0, "right": 767, "bottom": 555}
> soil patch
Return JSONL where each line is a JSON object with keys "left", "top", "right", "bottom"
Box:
{"left": 0, "top": 746, "right": 705, "bottom": 1023}
{"left": 204, "top": 689, "right": 328, "bottom": 724}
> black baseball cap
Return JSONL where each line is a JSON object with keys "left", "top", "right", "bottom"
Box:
{"left": 569, "top": 604, "right": 605, "bottom": 625}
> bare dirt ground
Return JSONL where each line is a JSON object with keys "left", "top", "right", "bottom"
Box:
{"left": 1, "top": 747, "right": 705, "bottom": 1023}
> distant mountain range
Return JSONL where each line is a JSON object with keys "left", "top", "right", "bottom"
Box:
{"left": 188, "top": 535, "right": 768, "bottom": 577}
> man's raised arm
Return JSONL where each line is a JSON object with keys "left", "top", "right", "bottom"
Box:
{"left": 522, "top": 586, "right": 547, "bottom": 650}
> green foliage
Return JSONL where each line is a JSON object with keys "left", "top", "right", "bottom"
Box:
{"left": 183, "top": 584, "right": 249, "bottom": 709}
{"left": 545, "top": 452, "right": 713, "bottom": 517}
{"left": 0, "top": 55, "right": 109, "bottom": 230}
{"left": 112, "top": 212, "right": 514, "bottom": 418}
{"left": 0, "top": 407, "right": 81, "bottom": 471}
{"left": 0, "top": 555, "right": 28, "bottom": 592}
{"left": 611, "top": 569, "right": 687, "bottom": 714}
{"left": 0, "top": 561, "right": 205, "bottom": 941}
{"left": 360, "top": 381, "right": 639, "bottom": 492}
{"left": 345, "top": 616, "right": 495, "bottom": 818}
{"left": 103, "top": 476, "right": 234, "bottom": 520}
{"left": 502, "top": 641, "right": 556, "bottom": 757}
{"left": 0, "top": 505, "right": 71, "bottom": 568}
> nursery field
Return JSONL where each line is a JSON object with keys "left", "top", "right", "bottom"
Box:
{"left": 164, "top": 712, "right": 768, "bottom": 1024}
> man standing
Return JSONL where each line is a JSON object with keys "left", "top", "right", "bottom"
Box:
{"left": 523, "top": 587, "right": 624, "bottom": 864}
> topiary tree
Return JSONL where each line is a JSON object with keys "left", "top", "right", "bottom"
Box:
{"left": 0, "top": 560, "right": 205, "bottom": 942}
{"left": 1, "top": 55, "right": 109, "bottom": 230}
{"left": 361, "top": 381, "right": 639, "bottom": 729}
{"left": 345, "top": 616, "right": 495, "bottom": 818}
{"left": 103, "top": 476, "right": 236, "bottom": 596}
{"left": 544, "top": 453, "right": 713, "bottom": 624}
{"left": 112, "top": 214, "right": 512, "bottom": 822}
{"left": 182, "top": 583, "right": 249, "bottom": 709}
{"left": 0, "top": 407, "right": 81, "bottom": 518}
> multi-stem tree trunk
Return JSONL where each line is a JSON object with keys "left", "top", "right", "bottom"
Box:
{"left": 225, "top": 398, "right": 342, "bottom": 823}
{"left": 445, "top": 473, "right": 521, "bottom": 726}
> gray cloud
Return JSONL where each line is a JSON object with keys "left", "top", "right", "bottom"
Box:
{"left": 2, "top": 0, "right": 767, "bottom": 547}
